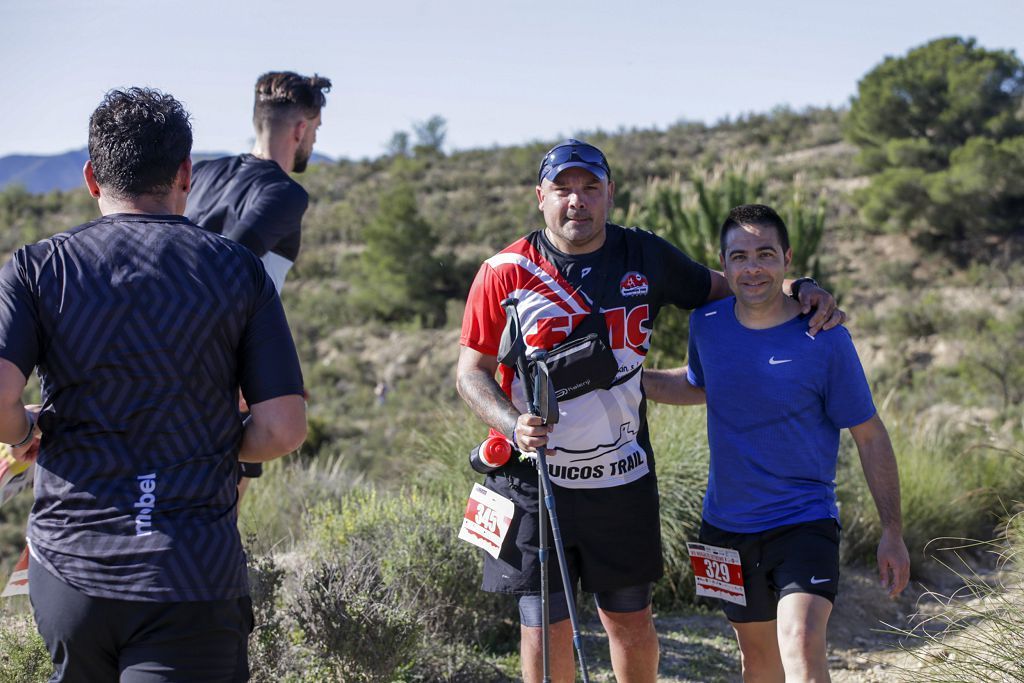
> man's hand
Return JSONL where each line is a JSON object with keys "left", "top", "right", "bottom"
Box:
{"left": 514, "top": 413, "right": 553, "bottom": 453}
{"left": 877, "top": 527, "right": 911, "bottom": 598}
{"left": 798, "top": 282, "right": 847, "bottom": 336}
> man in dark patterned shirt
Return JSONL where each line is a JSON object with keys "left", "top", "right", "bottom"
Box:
{"left": 186, "top": 70, "right": 330, "bottom": 490}
{"left": 0, "top": 88, "right": 307, "bottom": 682}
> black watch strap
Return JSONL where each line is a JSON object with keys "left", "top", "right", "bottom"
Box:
{"left": 790, "top": 277, "right": 818, "bottom": 300}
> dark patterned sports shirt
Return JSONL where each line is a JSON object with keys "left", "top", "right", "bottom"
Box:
{"left": 0, "top": 213, "right": 304, "bottom": 601}
{"left": 186, "top": 155, "right": 308, "bottom": 292}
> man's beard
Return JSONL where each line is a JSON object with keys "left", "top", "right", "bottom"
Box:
{"left": 292, "top": 145, "right": 311, "bottom": 173}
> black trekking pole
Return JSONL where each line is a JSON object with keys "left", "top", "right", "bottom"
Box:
{"left": 528, "top": 351, "right": 590, "bottom": 683}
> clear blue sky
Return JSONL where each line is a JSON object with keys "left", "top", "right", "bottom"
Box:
{"left": 2, "top": 0, "right": 1021, "bottom": 160}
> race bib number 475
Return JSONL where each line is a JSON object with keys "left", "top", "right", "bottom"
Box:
{"left": 458, "top": 484, "right": 514, "bottom": 559}
{"left": 686, "top": 542, "right": 747, "bottom": 606}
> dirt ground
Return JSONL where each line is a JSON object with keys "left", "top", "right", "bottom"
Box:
{"left": 575, "top": 564, "right": 965, "bottom": 682}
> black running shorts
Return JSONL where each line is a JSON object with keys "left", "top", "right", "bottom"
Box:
{"left": 30, "top": 560, "right": 253, "bottom": 682}
{"left": 698, "top": 517, "right": 841, "bottom": 623}
{"left": 481, "top": 459, "right": 663, "bottom": 597}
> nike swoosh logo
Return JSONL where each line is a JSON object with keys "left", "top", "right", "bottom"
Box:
{"left": 809, "top": 576, "right": 831, "bottom": 584}
{"left": 768, "top": 357, "right": 792, "bottom": 365}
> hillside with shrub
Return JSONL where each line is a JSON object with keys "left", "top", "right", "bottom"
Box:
{"left": 1, "top": 35, "right": 1022, "bottom": 682}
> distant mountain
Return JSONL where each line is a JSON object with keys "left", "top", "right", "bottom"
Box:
{"left": 0, "top": 149, "right": 90, "bottom": 193}
{"left": 0, "top": 148, "right": 337, "bottom": 194}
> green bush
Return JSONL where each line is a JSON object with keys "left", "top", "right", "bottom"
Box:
{"left": 290, "top": 548, "right": 423, "bottom": 682}
{"left": 246, "top": 554, "right": 295, "bottom": 683}
{"left": 303, "top": 489, "right": 517, "bottom": 649}
{"left": 847, "top": 36, "right": 1024, "bottom": 252}
{"left": 0, "top": 609, "right": 50, "bottom": 683}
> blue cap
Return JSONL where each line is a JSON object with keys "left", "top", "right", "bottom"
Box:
{"left": 538, "top": 139, "right": 612, "bottom": 183}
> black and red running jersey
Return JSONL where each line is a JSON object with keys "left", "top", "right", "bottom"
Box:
{"left": 461, "top": 224, "right": 711, "bottom": 489}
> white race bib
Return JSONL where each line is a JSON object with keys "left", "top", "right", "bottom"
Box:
{"left": 458, "top": 484, "right": 515, "bottom": 559}
{"left": 686, "top": 542, "right": 747, "bottom": 606}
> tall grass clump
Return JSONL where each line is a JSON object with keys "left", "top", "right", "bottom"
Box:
{"left": 647, "top": 404, "right": 710, "bottom": 610}
{"left": 890, "top": 510, "right": 1024, "bottom": 682}
{"left": 838, "top": 411, "right": 1024, "bottom": 569}
{"left": 239, "top": 453, "right": 362, "bottom": 554}
{"left": 303, "top": 488, "right": 516, "bottom": 647}
{"left": 411, "top": 403, "right": 491, "bottom": 498}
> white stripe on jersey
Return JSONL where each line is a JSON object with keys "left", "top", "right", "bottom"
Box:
{"left": 485, "top": 252, "right": 589, "bottom": 315}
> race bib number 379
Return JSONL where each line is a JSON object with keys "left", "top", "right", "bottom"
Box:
{"left": 686, "top": 542, "right": 747, "bottom": 606}
{"left": 458, "top": 484, "right": 514, "bottom": 559}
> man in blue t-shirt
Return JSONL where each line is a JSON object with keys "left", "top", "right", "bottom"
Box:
{"left": 459, "top": 142, "right": 847, "bottom": 683}
{"left": 644, "top": 204, "right": 910, "bottom": 682}
{"left": 0, "top": 88, "right": 307, "bottom": 682}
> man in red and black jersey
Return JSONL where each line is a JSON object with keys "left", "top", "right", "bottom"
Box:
{"left": 456, "top": 139, "right": 844, "bottom": 683}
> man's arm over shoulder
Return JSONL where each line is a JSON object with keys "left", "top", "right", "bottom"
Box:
{"left": 848, "top": 413, "right": 911, "bottom": 598}
{"left": 643, "top": 230, "right": 714, "bottom": 310}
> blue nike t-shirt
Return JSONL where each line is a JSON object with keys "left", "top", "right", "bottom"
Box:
{"left": 687, "top": 297, "right": 876, "bottom": 533}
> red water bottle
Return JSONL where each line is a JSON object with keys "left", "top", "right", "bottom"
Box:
{"left": 469, "top": 436, "right": 513, "bottom": 474}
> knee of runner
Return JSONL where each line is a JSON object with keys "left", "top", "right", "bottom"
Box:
{"left": 777, "top": 620, "right": 827, "bottom": 653}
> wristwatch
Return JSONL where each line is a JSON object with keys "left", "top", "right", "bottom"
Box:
{"left": 790, "top": 277, "right": 818, "bottom": 300}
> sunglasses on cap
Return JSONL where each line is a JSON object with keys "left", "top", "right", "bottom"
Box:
{"left": 537, "top": 139, "right": 612, "bottom": 184}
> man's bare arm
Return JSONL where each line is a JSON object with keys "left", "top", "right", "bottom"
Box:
{"left": 456, "top": 346, "right": 550, "bottom": 452}
{"left": 0, "top": 359, "right": 31, "bottom": 446}
{"left": 641, "top": 367, "right": 706, "bottom": 405}
{"left": 849, "top": 413, "right": 911, "bottom": 597}
{"left": 238, "top": 394, "right": 307, "bottom": 463}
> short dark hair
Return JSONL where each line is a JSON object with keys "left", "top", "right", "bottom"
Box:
{"left": 88, "top": 88, "right": 192, "bottom": 198}
{"left": 720, "top": 204, "right": 790, "bottom": 254}
{"left": 253, "top": 72, "right": 332, "bottom": 133}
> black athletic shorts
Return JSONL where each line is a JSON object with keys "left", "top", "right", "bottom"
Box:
{"left": 699, "top": 517, "right": 840, "bottom": 623}
{"left": 481, "top": 459, "right": 663, "bottom": 596}
{"left": 29, "top": 560, "right": 253, "bottom": 682}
